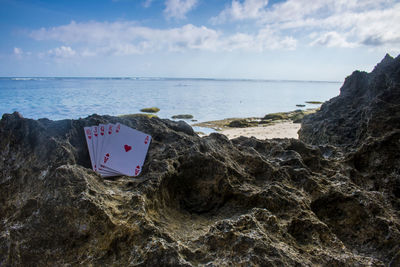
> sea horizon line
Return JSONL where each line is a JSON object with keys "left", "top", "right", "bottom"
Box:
{"left": 0, "top": 76, "right": 341, "bottom": 83}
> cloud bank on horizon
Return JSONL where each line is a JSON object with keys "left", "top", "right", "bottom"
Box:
{"left": 3, "top": 0, "right": 400, "bottom": 79}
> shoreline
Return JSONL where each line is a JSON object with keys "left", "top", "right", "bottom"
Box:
{"left": 192, "top": 109, "right": 317, "bottom": 139}
{"left": 218, "top": 121, "right": 301, "bottom": 139}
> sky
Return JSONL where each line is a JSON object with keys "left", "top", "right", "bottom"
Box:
{"left": 0, "top": 0, "right": 399, "bottom": 81}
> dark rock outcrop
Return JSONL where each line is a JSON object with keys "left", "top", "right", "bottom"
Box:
{"left": 299, "top": 54, "right": 400, "bottom": 147}
{"left": 227, "top": 119, "right": 252, "bottom": 128}
{"left": 298, "top": 56, "right": 400, "bottom": 263}
{"left": 1, "top": 54, "right": 400, "bottom": 266}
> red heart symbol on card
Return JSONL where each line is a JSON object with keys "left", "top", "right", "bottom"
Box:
{"left": 124, "top": 145, "right": 132, "bottom": 152}
{"left": 104, "top": 153, "right": 110, "bottom": 163}
{"left": 135, "top": 165, "right": 141, "bottom": 176}
{"left": 94, "top": 133, "right": 98, "bottom": 137}
{"left": 101, "top": 132, "right": 104, "bottom": 136}
{"left": 88, "top": 136, "right": 92, "bottom": 139}
{"left": 108, "top": 131, "right": 112, "bottom": 134}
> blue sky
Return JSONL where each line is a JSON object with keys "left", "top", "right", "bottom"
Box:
{"left": 1, "top": 0, "right": 399, "bottom": 80}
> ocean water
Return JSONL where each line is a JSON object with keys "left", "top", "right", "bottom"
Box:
{"left": 0, "top": 77, "right": 340, "bottom": 124}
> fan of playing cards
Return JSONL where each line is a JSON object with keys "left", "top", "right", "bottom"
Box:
{"left": 84, "top": 123, "right": 151, "bottom": 177}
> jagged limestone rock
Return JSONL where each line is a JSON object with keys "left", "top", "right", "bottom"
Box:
{"left": 299, "top": 54, "right": 400, "bottom": 147}
{"left": 1, "top": 54, "right": 400, "bottom": 266}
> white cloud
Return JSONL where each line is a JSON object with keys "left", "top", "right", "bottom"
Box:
{"left": 212, "top": 0, "right": 269, "bottom": 23}
{"left": 13, "top": 47, "right": 32, "bottom": 58}
{"left": 31, "top": 22, "right": 220, "bottom": 54}
{"left": 224, "top": 28, "right": 296, "bottom": 51}
{"left": 17, "top": 0, "right": 400, "bottom": 64}
{"left": 14, "top": 47, "right": 23, "bottom": 55}
{"left": 47, "top": 46, "right": 76, "bottom": 58}
{"left": 30, "top": 21, "right": 294, "bottom": 57}
{"left": 264, "top": 0, "right": 400, "bottom": 48}
{"left": 310, "top": 31, "right": 357, "bottom": 48}
{"left": 27, "top": 1, "right": 400, "bottom": 56}
{"left": 164, "top": 0, "right": 197, "bottom": 19}
{"left": 211, "top": 0, "right": 400, "bottom": 49}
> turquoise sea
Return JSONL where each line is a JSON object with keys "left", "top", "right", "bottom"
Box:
{"left": 0, "top": 77, "right": 340, "bottom": 125}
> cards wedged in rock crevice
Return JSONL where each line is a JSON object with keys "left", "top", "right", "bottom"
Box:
{"left": 84, "top": 123, "right": 151, "bottom": 177}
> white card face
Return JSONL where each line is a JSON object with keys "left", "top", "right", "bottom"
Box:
{"left": 97, "top": 123, "right": 124, "bottom": 175}
{"left": 96, "top": 124, "right": 106, "bottom": 170}
{"left": 83, "top": 127, "right": 95, "bottom": 171}
{"left": 84, "top": 123, "right": 151, "bottom": 177}
{"left": 88, "top": 125, "right": 119, "bottom": 175}
{"left": 101, "top": 123, "right": 151, "bottom": 176}
{"left": 100, "top": 124, "right": 116, "bottom": 169}
{"left": 91, "top": 126, "right": 99, "bottom": 171}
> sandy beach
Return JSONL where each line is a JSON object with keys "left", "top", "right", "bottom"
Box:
{"left": 193, "top": 109, "right": 311, "bottom": 140}
{"left": 219, "top": 121, "right": 301, "bottom": 139}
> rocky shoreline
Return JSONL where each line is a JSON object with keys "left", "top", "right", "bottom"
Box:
{"left": 1, "top": 54, "right": 400, "bottom": 266}
{"left": 192, "top": 109, "right": 318, "bottom": 139}
{"left": 193, "top": 108, "right": 318, "bottom": 132}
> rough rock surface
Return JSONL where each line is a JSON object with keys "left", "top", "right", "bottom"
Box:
{"left": 1, "top": 55, "right": 400, "bottom": 266}
{"left": 299, "top": 53, "right": 400, "bottom": 148}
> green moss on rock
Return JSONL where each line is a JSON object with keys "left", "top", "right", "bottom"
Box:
{"left": 119, "top": 113, "right": 158, "bottom": 119}
{"left": 227, "top": 119, "right": 252, "bottom": 128}
{"left": 305, "top": 101, "right": 323, "bottom": 104}
{"left": 172, "top": 114, "right": 194, "bottom": 119}
{"left": 259, "top": 119, "right": 272, "bottom": 124}
{"left": 140, "top": 107, "right": 160, "bottom": 113}
{"left": 263, "top": 113, "right": 289, "bottom": 120}
{"left": 290, "top": 113, "right": 305, "bottom": 123}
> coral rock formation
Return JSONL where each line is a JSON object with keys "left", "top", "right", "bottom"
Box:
{"left": 1, "top": 54, "right": 400, "bottom": 266}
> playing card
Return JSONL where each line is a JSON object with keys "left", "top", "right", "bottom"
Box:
{"left": 83, "top": 127, "right": 96, "bottom": 171}
{"left": 101, "top": 123, "right": 151, "bottom": 177}
{"left": 92, "top": 125, "right": 118, "bottom": 175}
{"left": 97, "top": 123, "right": 123, "bottom": 175}
{"left": 96, "top": 124, "right": 107, "bottom": 171}
{"left": 91, "top": 126, "right": 99, "bottom": 171}
{"left": 84, "top": 123, "right": 151, "bottom": 177}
